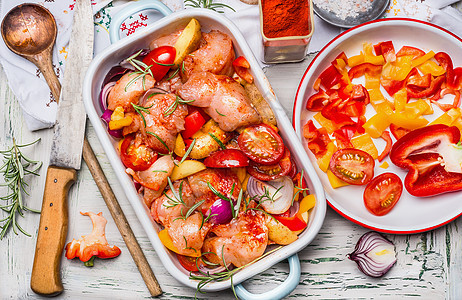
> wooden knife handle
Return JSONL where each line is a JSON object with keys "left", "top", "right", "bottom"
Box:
{"left": 82, "top": 138, "right": 162, "bottom": 296}
{"left": 30, "top": 166, "right": 76, "bottom": 296}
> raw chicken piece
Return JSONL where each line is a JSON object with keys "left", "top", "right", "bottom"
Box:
{"left": 135, "top": 93, "right": 188, "bottom": 153}
{"left": 188, "top": 168, "right": 241, "bottom": 213}
{"left": 155, "top": 71, "right": 183, "bottom": 93}
{"left": 181, "top": 30, "right": 235, "bottom": 82}
{"left": 107, "top": 72, "right": 155, "bottom": 112}
{"left": 202, "top": 210, "right": 268, "bottom": 267}
{"left": 125, "top": 155, "right": 175, "bottom": 208}
{"left": 178, "top": 72, "right": 261, "bottom": 131}
{"left": 149, "top": 30, "right": 181, "bottom": 49}
{"left": 151, "top": 180, "right": 211, "bottom": 256}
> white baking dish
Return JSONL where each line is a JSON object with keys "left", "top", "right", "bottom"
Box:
{"left": 83, "top": 3, "right": 326, "bottom": 296}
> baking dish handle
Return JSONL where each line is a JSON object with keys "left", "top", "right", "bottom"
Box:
{"left": 234, "top": 254, "right": 301, "bottom": 300}
{"left": 109, "top": 0, "right": 173, "bottom": 44}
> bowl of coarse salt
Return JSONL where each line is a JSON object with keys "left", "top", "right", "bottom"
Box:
{"left": 313, "top": 0, "right": 390, "bottom": 28}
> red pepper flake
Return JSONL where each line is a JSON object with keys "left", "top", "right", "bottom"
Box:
{"left": 261, "top": 0, "right": 311, "bottom": 38}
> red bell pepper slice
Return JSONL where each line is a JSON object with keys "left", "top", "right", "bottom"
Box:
{"left": 272, "top": 210, "right": 307, "bottom": 231}
{"left": 407, "top": 75, "right": 445, "bottom": 99}
{"left": 182, "top": 109, "right": 206, "bottom": 139}
{"left": 65, "top": 212, "right": 121, "bottom": 265}
{"left": 452, "top": 67, "right": 462, "bottom": 90}
{"left": 350, "top": 84, "right": 370, "bottom": 105}
{"left": 389, "top": 124, "right": 410, "bottom": 140}
{"left": 396, "top": 46, "right": 425, "bottom": 59}
{"left": 378, "top": 131, "right": 393, "bottom": 162}
{"left": 407, "top": 73, "right": 432, "bottom": 89}
{"left": 348, "top": 63, "right": 382, "bottom": 80}
{"left": 381, "top": 67, "right": 418, "bottom": 97}
{"left": 374, "top": 41, "right": 396, "bottom": 62}
{"left": 430, "top": 88, "right": 461, "bottom": 111}
{"left": 333, "top": 127, "right": 354, "bottom": 149}
{"left": 233, "top": 56, "right": 254, "bottom": 83}
{"left": 306, "top": 89, "right": 329, "bottom": 111}
{"left": 434, "top": 52, "right": 454, "bottom": 89}
{"left": 303, "top": 120, "right": 331, "bottom": 158}
{"left": 390, "top": 124, "right": 462, "bottom": 197}
{"left": 318, "top": 65, "right": 343, "bottom": 90}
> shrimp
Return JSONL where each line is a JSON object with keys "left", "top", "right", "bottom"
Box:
{"left": 107, "top": 72, "right": 155, "bottom": 112}
{"left": 202, "top": 210, "right": 268, "bottom": 267}
{"left": 126, "top": 155, "right": 175, "bottom": 208}
{"left": 181, "top": 30, "right": 235, "bottom": 82}
{"left": 136, "top": 93, "right": 188, "bottom": 153}
{"left": 178, "top": 72, "right": 261, "bottom": 131}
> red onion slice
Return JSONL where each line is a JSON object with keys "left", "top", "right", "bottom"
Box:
{"left": 102, "top": 66, "right": 129, "bottom": 87}
{"left": 100, "top": 109, "right": 123, "bottom": 138}
{"left": 206, "top": 198, "right": 232, "bottom": 224}
{"left": 348, "top": 231, "right": 397, "bottom": 278}
{"left": 247, "top": 176, "right": 294, "bottom": 214}
{"left": 99, "top": 81, "right": 116, "bottom": 111}
{"left": 197, "top": 264, "right": 232, "bottom": 275}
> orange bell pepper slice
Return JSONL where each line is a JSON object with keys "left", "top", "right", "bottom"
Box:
{"left": 233, "top": 56, "right": 254, "bottom": 83}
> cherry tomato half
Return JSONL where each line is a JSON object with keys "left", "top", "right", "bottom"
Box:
{"left": 204, "top": 149, "right": 249, "bottom": 168}
{"left": 176, "top": 254, "right": 199, "bottom": 272}
{"left": 364, "top": 173, "right": 403, "bottom": 216}
{"left": 142, "top": 46, "right": 176, "bottom": 81}
{"left": 329, "top": 148, "right": 375, "bottom": 185}
{"left": 238, "top": 124, "right": 285, "bottom": 165}
{"left": 120, "top": 135, "right": 157, "bottom": 171}
{"left": 247, "top": 148, "right": 292, "bottom": 181}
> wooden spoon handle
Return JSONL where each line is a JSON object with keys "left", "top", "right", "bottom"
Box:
{"left": 30, "top": 48, "right": 61, "bottom": 103}
{"left": 30, "top": 166, "right": 76, "bottom": 296}
{"left": 82, "top": 138, "right": 162, "bottom": 296}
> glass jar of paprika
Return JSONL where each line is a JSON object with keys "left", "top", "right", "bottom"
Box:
{"left": 259, "top": 0, "right": 314, "bottom": 63}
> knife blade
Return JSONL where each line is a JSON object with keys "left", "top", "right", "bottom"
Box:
{"left": 30, "top": 0, "right": 93, "bottom": 296}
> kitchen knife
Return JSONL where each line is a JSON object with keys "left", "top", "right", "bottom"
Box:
{"left": 30, "top": 0, "right": 93, "bottom": 295}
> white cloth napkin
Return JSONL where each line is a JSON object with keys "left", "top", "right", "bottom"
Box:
{"left": 0, "top": 0, "right": 461, "bottom": 131}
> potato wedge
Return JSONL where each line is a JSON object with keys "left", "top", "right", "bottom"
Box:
{"left": 189, "top": 120, "right": 232, "bottom": 159}
{"left": 244, "top": 82, "right": 277, "bottom": 126}
{"left": 170, "top": 160, "right": 206, "bottom": 181}
{"left": 266, "top": 217, "right": 298, "bottom": 245}
{"left": 174, "top": 134, "right": 186, "bottom": 157}
{"left": 173, "top": 18, "right": 202, "bottom": 67}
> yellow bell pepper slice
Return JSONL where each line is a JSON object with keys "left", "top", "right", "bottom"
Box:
{"left": 369, "top": 89, "right": 394, "bottom": 113}
{"left": 404, "top": 99, "right": 433, "bottom": 118}
{"left": 451, "top": 117, "right": 462, "bottom": 136}
{"left": 299, "top": 194, "right": 316, "bottom": 213}
{"left": 380, "top": 161, "right": 389, "bottom": 169}
{"left": 365, "top": 73, "right": 381, "bottom": 90}
{"left": 362, "top": 112, "right": 391, "bottom": 139}
{"left": 348, "top": 53, "right": 365, "bottom": 67}
{"left": 389, "top": 112, "right": 429, "bottom": 130}
{"left": 382, "top": 56, "right": 413, "bottom": 81}
{"left": 429, "top": 108, "right": 461, "bottom": 126}
{"left": 351, "top": 133, "right": 379, "bottom": 159}
{"left": 393, "top": 88, "right": 408, "bottom": 113}
{"left": 313, "top": 112, "right": 336, "bottom": 134}
{"left": 108, "top": 106, "right": 133, "bottom": 130}
{"left": 363, "top": 43, "right": 385, "bottom": 65}
{"left": 418, "top": 60, "right": 446, "bottom": 76}
{"left": 327, "top": 170, "right": 349, "bottom": 188}
{"left": 411, "top": 50, "right": 435, "bottom": 68}
{"left": 317, "top": 142, "right": 337, "bottom": 173}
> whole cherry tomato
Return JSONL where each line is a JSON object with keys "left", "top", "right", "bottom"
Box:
{"left": 142, "top": 46, "right": 176, "bottom": 81}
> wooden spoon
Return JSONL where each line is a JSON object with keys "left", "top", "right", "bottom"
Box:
{"left": 1, "top": 4, "right": 162, "bottom": 297}
{"left": 1, "top": 4, "right": 61, "bottom": 101}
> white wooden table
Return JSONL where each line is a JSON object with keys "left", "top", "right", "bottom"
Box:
{"left": 1, "top": 52, "right": 461, "bottom": 299}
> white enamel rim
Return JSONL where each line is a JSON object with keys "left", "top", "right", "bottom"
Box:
{"left": 293, "top": 18, "right": 462, "bottom": 234}
{"left": 83, "top": 9, "right": 326, "bottom": 291}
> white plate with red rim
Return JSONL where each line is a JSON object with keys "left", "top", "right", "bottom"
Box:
{"left": 293, "top": 18, "right": 462, "bottom": 234}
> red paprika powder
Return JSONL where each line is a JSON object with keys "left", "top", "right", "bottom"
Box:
{"left": 261, "top": 0, "right": 311, "bottom": 38}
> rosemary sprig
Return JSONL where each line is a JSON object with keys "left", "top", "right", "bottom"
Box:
{"left": 184, "top": 0, "right": 236, "bottom": 13}
{"left": 208, "top": 133, "right": 226, "bottom": 150}
{"left": 131, "top": 102, "right": 154, "bottom": 127}
{"left": 166, "top": 68, "right": 180, "bottom": 80}
{"left": 215, "top": 109, "right": 226, "bottom": 117}
{"left": 164, "top": 95, "right": 195, "bottom": 117}
{"left": 0, "top": 138, "right": 42, "bottom": 239}
{"left": 292, "top": 170, "right": 309, "bottom": 205}
{"left": 125, "top": 50, "right": 154, "bottom": 92}
{"left": 146, "top": 131, "right": 171, "bottom": 153}
{"left": 190, "top": 246, "right": 283, "bottom": 297}
{"left": 180, "top": 138, "right": 196, "bottom": 164}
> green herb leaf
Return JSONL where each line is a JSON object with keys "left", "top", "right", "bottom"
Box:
{"left": 208, "top": 133, "right": 226, "bottom": 150}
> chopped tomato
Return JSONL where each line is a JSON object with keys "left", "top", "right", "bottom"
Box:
{"left": 233, "top": 56, "right": 253, "bottom": 83}
{"left": 329, "top": 148, "right": 375, "bottom": 185}
{"left": 272, "top": 210, "right": 307, "bottom": 231}
{"left": 182, "top": 109, "right": 206, "bottom": 139}
{"left": 364, "top": 173, "right": 403, "bottom": 216}
{"left": 238, "top": 124, "right": 285, "bottom": 165}
{"left": 247, "top": 149, "right": 292, "bottom": 181}
{"left": 120, "top": 135, "right": 157, "bottom": 171}
{"left": 177, "top": 254, "right": 199, "bottom": 272}
{"left": 142, "top": 46, "right": 176, "bottom": 81}
{"left": 204, "top": 149, "right": 249, "bottom": 168}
